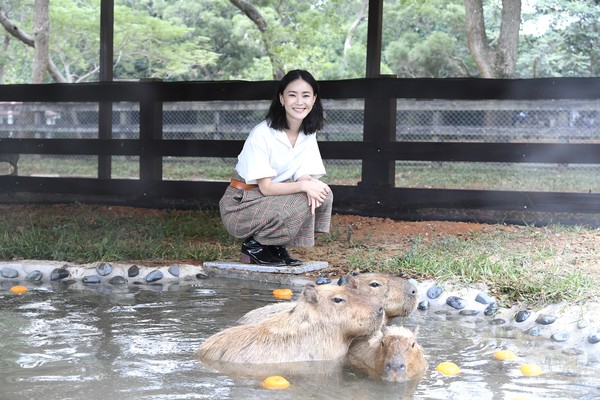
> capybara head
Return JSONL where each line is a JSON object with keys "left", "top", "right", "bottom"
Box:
{"left": 295, "top": 281, "right": 385, "bottom": 339}
{"left": 338, "top": 273, "right": 418, "bottom": 319}
{"left": 371, "top": 325, "right": 427, "bottom": 382}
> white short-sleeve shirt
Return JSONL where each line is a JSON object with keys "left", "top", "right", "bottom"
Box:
{"left": 235, "top": 120, "right": 326, "bottom": 184}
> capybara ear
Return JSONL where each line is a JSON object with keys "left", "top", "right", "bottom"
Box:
{"left": 303, "top": 283, "right": 319, "bottom": 304}
{"left": 343, "top": 274, "right": 359, "bottom": 289}
{"left": 337, "top": 275, "right": 347, "bottom": 286}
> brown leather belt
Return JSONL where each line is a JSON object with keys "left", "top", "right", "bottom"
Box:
{"left": 230, "top": 178, "right": 258, "bottom": 190}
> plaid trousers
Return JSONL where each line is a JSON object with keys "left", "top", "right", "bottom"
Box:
{"left": 219, "top": 185, "right": 333, "bottom": 247}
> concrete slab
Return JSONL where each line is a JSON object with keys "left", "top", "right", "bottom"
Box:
{"left": 203, "top": 260, "right": 328, "bottom": 274}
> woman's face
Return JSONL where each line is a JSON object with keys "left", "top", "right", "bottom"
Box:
{"left": 279, "top": 78, "right": 317, "bottom": 127}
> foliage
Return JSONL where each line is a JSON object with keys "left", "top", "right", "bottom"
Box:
{"left": 0, "top": 0, "right": 599, "bottom": 83}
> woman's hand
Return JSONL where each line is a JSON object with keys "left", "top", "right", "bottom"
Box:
{"left": 298, "top": 176, "right": 330, "bottom": 215}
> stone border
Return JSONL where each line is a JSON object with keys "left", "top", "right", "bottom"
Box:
{"left": 1, "top": 259, "right": 597, "bottom": 356}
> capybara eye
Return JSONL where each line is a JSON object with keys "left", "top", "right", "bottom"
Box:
{"left": 369, "top": 282, "right": 381, "bottom": 287}
{"left": 412, "top": 342, "right": 416, "bottom": 348}
{"left": 332, "top": 297, "right": 345, "bottom": 304}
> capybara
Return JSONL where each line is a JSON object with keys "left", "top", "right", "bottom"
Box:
{"left": 196, "top": 280, "right": 384, "bottom": 364}
{"left": 346, "top": 325, "right": 428, "bottom": 382}
{"left": 236, "top": 273, "right": 418, "bottom": 325}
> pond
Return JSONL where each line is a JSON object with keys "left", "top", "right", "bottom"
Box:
{"left": 1, "top": 277, "right": 599, "bottom": 400}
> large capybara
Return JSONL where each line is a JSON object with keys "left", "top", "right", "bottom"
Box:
{"left": 236, "top": 273, "right": 418, "bottom": 325}
{"left": 346, "top": 325, "right": 428, "bottom": 382}
{"left": 196, "top": 280, "right": 384, "bottom": 364}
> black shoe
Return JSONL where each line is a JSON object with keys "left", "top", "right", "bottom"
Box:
{"left": 241, "top": 237, "right": 285, "bottom": 266}
{"left": 268, "top": 245, "right": 302, "bottom": 266}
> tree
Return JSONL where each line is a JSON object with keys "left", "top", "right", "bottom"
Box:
{"left": 31, "top": 0, "right": 49, "bottom": 83}
{"left": 382, "top": 0, "right": 472, "bottom": 78}
{"left": 0, "top": 0, "right": 218, "bottom": 83}
{"left": 463, "top": 0, "right": 521, "bottom": 78}
{"left": 518, "top": 0, "right": 600, "bottom": 77}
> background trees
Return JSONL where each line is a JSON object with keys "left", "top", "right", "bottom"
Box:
{"left": 0, "top": 0, "right": 598, "bottom": 83}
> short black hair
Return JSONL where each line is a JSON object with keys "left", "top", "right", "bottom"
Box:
{"left": 265, "top": 69, "right": 324, "bottom": 135}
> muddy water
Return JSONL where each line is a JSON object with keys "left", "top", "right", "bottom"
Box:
{"left": 0, "top": 277, "right": 598, "bottom": 400}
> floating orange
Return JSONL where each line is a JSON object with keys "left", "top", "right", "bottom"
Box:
{"left": 520, "top": 363, "right": 543, "bottom": 376}
{"left": 9, "top": 285, "right": 28, "bottom": 295}
{"left": 435, "top": 361, "right": 460, "bottom": 376}
{"left": 262, "top": 375, "right": 290, "bottom": 390}
{"left": 272, "top": 288, "right": 293, "bottom": 300}
{"left": 494, "top": 350, "right": 516, "bottom": 360}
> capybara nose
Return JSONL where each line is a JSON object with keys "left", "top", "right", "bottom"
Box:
{"left": 386, "top": 362, "right": 406, "bottom": 373}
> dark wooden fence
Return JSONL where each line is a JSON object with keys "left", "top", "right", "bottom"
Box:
{"left": 1, "top": 76, "right": 600, "bottom": 226}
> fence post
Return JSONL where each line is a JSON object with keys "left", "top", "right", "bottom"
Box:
{"left": 139, "top": 79, "right": 163, "bottom": 185}
{"left": 359, "top": 76, "right": 397, "bottom": 189}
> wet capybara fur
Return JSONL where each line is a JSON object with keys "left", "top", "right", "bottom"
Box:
{"left": 347, "top": 325, "right": 427, "bottom": 382}
{"left": 237, "top": 273, "right": 418, "bottom": 325}
{"left": 196, "top": 280, "right": 384, "bottom": 364}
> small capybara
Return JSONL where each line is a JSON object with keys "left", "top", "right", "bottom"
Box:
{"left": 196, "top": 280, "right": 384, "bottom": 364}
{"left": 346, "top": 325, "right": 428, "bottom": 382}
{"left": 237, "top": 273, "right": 418, "bottom": 325}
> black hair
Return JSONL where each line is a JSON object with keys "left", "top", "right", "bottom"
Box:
{"left": 265, "top": 69, "right": 325, "bottom": 135}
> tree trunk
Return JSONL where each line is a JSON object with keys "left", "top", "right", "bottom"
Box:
{"left": 463, "top": 0, "right": 521, "bottom": 78}
{"left": 229, "top": 0, "right": 285, "bottom": 79}
{"left": 344, "top": 0, "right": 368, "bottom": 57}
{"left": 31, "top": 0, "right": 50, "bottom": 83}
{"left": 0, "top": 35, "right": 8, "bottom": 83}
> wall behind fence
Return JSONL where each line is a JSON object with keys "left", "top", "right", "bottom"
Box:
{"left": 1, "top": 77, "right": 600, "bottom": 226}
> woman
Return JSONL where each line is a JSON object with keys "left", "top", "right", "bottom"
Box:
{"left": 219, "top": 69, "right": 333, "bottom": 266}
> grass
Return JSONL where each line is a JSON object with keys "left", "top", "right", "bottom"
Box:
{"left": 10, "top": 155, "right": 600, "bottom": 193}
{"left": 335, "top": 225, "right": 599, "bottom": 309}
{"left": 0, "top": 204, "right": 598, "bottom": 310}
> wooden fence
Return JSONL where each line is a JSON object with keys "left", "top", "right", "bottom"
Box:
{"left": 1, "top": 76, "right": 600, "bottom": 226}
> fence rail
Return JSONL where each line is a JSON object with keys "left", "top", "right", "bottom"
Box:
{"left": 1, "top": 77, "right": 600, "bottom": 226}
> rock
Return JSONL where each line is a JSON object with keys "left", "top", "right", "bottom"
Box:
{"left": 515, "top": 310, "right": 531, "bottom": 323}
{"left": 1, "top": 267, "right": 18, "bottom": 278}
{"left": 82, "top": 275, "right": 101, "bottom": 284}
{"left": 427, "top": 286, "right": 444, "bottom": 299}
{"left": 459, "top": 309, "right": 479, "bottom": 316}
{"left": 128, "top": 265, "right": 140, "bottom": 277}
{"left": 562, "top": 348, "right": 583, "bottom": 356}
{"left": 50, "top": 268, "right": 69, "bottom": 281}
{"left": 96, "top": 262, "right": 112, "bottom": 276}
{"left": 145, "top": 270, "right": 163, "bottom": 283}
{"left": 108, "top": 276, "right": 127, "bottom": 285}
{"left": 475, "top": 292, "right": 494, "bottom": 304}
{"left": 551, "top": 331, "right": 570, "bottom": 342}
{"left": 588, "top": 329, "right": 600, "bottom": 344}
{"left": 417, "top": 300, "right": 430, "bottom": 310}
{"left": 489, "top": 318, "right": 506, "bottom": 326}
{"left": 316, "top": 276, "right": 331, "bottom": 285}
{"left": 196, "top": 272, "right": 209, "bottom": 279}
{"left": 527, "top": 326, "right": 541, "bottom": 336}
{"left": 168, "top": 264, "right": 179, "bottom": 277}
{"left": 577, "top": 318, "right": 589, "bottom": 329}
{"left": 26, "top": 270, "right": 44, "bottom": 282}
{"left": 484, "top": 302, "right": 499, "bottom": 316}
{"left": 446, "top": 296, "right": 466, "bottom": 309}
{"left": 536, "top": 314, "right": 557, "bottom": 325}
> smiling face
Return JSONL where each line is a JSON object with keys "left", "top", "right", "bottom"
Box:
{"left": 279, "top": 78, "right": 317, "bottom": 127}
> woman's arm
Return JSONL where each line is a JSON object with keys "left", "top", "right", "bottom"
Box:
{"left": 257, "top": 176, "right": 331, "bottom": 215}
